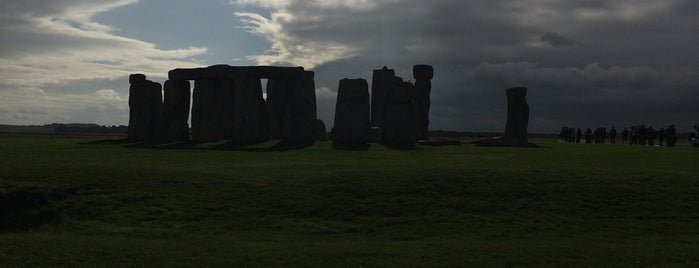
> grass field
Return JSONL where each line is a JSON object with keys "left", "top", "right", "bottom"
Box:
{"left": 1, "top": 133, "right": 698, "bottom": 267}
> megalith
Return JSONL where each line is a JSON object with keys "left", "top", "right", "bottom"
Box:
{"left": 161, "top": 79, "right": 191, "bottom": 141}
{"left": 281, "top": 71, "right": 317, "bottom": 144}
{"left": 413, "top": 64, "right": 433, "bottom": 140}
{"left": 231, "top": 78, "right": 269, "bottom": 143}
{"left": 382, "top": 79, "right": 416, "bottom": 146}
{"left": 476, "top": 87, "right": 536, "bottom": 147}
{"left": 371, "top": 67, "right": 396, "bottom": 128}
{"left": 314, "top": 119, "right": 328, "bottom": 141}
{"left": 266, "top": 78, "right": 288, "bottom": 139}
{"left": 333, "top": 79, "right": 371, "bottom": 145}
{"left": 191, "top": 79, "right": 223, "bottom": 142}
{"left": 128, "top": 74, "right": 162, "bottom": 141}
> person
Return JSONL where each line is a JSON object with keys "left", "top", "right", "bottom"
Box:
{"left": 610, "top": 126, "right": 617, "bottom": 144}
{"left": 647, "top": 126, "right": 656, "bottom": 146}
{"left": 666, "top": 125, "right": 677, "bottom": 147}
{"left": 621, "top": 127, "right": 629, "bottom": 144}
{"left": 690, "top": 125, "right": 699, "bottom": 148}
{"left": 658, "top": 127, "right": 665, "bottom": 146}
{"left": 575, "top": 128, "right": 581, "bottom": 143}
{"left": 585, "top": 128, "right": 592, "bottom": 144}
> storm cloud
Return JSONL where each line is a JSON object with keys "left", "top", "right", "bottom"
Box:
{"left": 234, "top": 0, "right": 699, "bottom": 132}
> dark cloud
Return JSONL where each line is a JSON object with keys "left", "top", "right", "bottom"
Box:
{"left": 236, "top": 0, "right": 699, "bottom": 132}
{"left": 540, "top": 32, "right": 581, "bottom": 48}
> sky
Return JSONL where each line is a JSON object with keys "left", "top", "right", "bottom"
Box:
{"left": 1, "top": 0, "right": 698, "bottom": 133}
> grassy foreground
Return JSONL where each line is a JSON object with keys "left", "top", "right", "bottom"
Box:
{"left": 1, "top": 133, "right": 698, "bottom": 267}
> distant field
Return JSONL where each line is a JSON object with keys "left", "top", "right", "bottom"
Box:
{"left": 1, "top": 133, "right": 698, "bottom": 267}
{"left": 0, "top": 124, "right": 55, "bottom": 134}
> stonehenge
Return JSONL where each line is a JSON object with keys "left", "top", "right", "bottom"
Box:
{"left": 333, "top": 78, "right": 371, "bottom": 145}
{"left": 127, "top": 64, "right": 439, "bottom": 148}
{"left": 128, "top": 65, "right": 318, "bottom": 143}
{"left": 476, "top": 87, "right": 536, "bottom": 147}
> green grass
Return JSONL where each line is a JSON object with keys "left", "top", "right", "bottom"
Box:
{"left": 1, "top": 133, "right": 698, "bottom": 267}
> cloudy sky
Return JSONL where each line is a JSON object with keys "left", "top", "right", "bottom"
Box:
{"left": 1, "top": 0, "right": 697, "bottom": 132}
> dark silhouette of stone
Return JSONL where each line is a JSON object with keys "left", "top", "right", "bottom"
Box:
{"left": 161, "top": 80, "right": 191, "bottom": 141}
{"left": 476, "top": 87, "right": 536, "bottom": 147}
{"left": 173, "top": 65, "right": 315, "bottom": 144}
{"left": 169, "top": 65, "right": 306, "bottom": 80}
{"left": 266, "top": 78, "right": 288, "bottom": 139}
{"left": 281, "top": 71, "right": 317, "bottom": 144}
{"left": 231, "top": 78, "right": 269, "bottom": 143}
{"left": 413, "top": 64, "right": 433, "bottom": 140}
{"left": 191, "top": 79, "right": 223, "bottom": 142}
{"left": 371, "top": 66, "right": 396, "bottom": 127}
{"left": 333, "top": 78, "right": 371, "bottom": 145}
{"left": 314, "top": 119, "right": 328, "bottom": 141}
{"left": 128, "top": 74, "right": 162, "bottom": 141}
{"left": 382, "top": 79, "right": 416, "bottom": 146}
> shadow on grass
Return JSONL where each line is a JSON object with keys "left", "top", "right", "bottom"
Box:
{"left": 84, "top": 138, "right": 315, "bottom": 152}
{"left": 382, "top": 144, "right": 424, "bottom": 151}
{"left": 331, "top": 143, "right": 372, "bottom": 151}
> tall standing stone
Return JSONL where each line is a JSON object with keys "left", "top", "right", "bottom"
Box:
{"left": 128, "top": 74, "right": 162, "bottom": 141}
{"left": 191, "top": 79, "right": 223, "bottom": 142}
{"left": 333, "top": 78, "right": 370, "bottom": 145}
{"left": 161, "top": 80, "right": 191, "bottom": 141}
{"left": 382, "top": 79, "right": 416, "bottom": 146}
{"left": 282, "top": 71, "right": 317, "bottom": 144}
{"left": 476, "top": 87, "right": 536, "bottom": 147}
{"left": 231, "top": 78, "right": 268, "bottom": 143}
{"left": 371, "top": 67, "right": 396, "bottom": 128}
{"left": 413, "top": 65, "right": 433, "bottom": 140}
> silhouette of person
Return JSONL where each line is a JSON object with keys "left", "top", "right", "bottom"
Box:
{"left": 647, "top": 126, "right": 657, "bottom": 146}
{"left": 610, "top": 127, "right": 617, "bottom": 144}
{"left": 690, "top": 125, "right": 699, "bottom": 148}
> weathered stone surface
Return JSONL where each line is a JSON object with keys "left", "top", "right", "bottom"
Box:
{"left": 231, "top": 78, "right": 268, "bottom": 143}
{"left": 314, "top": 119, "right": 328, "bottom": 141}
{"left": 129, "top": 73, "right": 146, "bottom": 84}
{"left": 191, "top": 79, "right": 223, "bottom": 142}
{"left": 371, "top": 66, "right": 396, "bottom": 127}
{"left": 333, "top": 78, "right": 370, "bottom": 145}
{"left": 169, "top": 65, "right": 306, "bottom": 81}
{"left": 476, "top": 87, "right": 536, "bottom": 147}
{"left": 413, "top": 64, "right": 433, "bottom": 140}
{"left": 382, "top": 79, "right": 416, "bottom": 146}
{"left": 266, "top": 79, "right": 289, "bottom": 139}
{"left": 161, "top": 80, "right": 191, "bottom": 141}
{"left": 282, "top": 71, "right": 317, "bottom": 144}
{"left": 128, "top": 74, "right": 162, "bottom": 141}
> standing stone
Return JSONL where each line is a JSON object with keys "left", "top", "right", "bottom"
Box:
{"left": 314, "top": 119, "right": 328, "bottom": 141}
{"left": 191, "top": 79, "right": 223, "bottom": 142}
{"left": 231, "top": 78, "right": 268, "bottom": 143}
{"left": 382, "top": 79, "right": 416, "bottom": 146}
{"left": 371, "top": 67, "right": 396, "bottom": 128}
{"left": 476, "top": 87, "right": 536, "bottom": 147}
{"left": 282, "top": 71, "right": 317, "bottom": 144}
{"left": 266, "top": 79, "right": 289, "bottom": 139}
{"left": 128, "top": 74, "right": 162, "bottom": 141}
{"left": 218, "top": 79, "right": 236, "bottom": 140}
{"left": 161, "top": 80, "right": 191, "bottom": 141}
{"left": 333, "top": 78, "right": 370, "bottom": 145}
{"left": 413, "top": 65, "right": 433, "bottom": 140}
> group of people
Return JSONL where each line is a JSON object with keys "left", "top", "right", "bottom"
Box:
{"left": 559, "top": 124, "right": 686, "bottom": 147}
